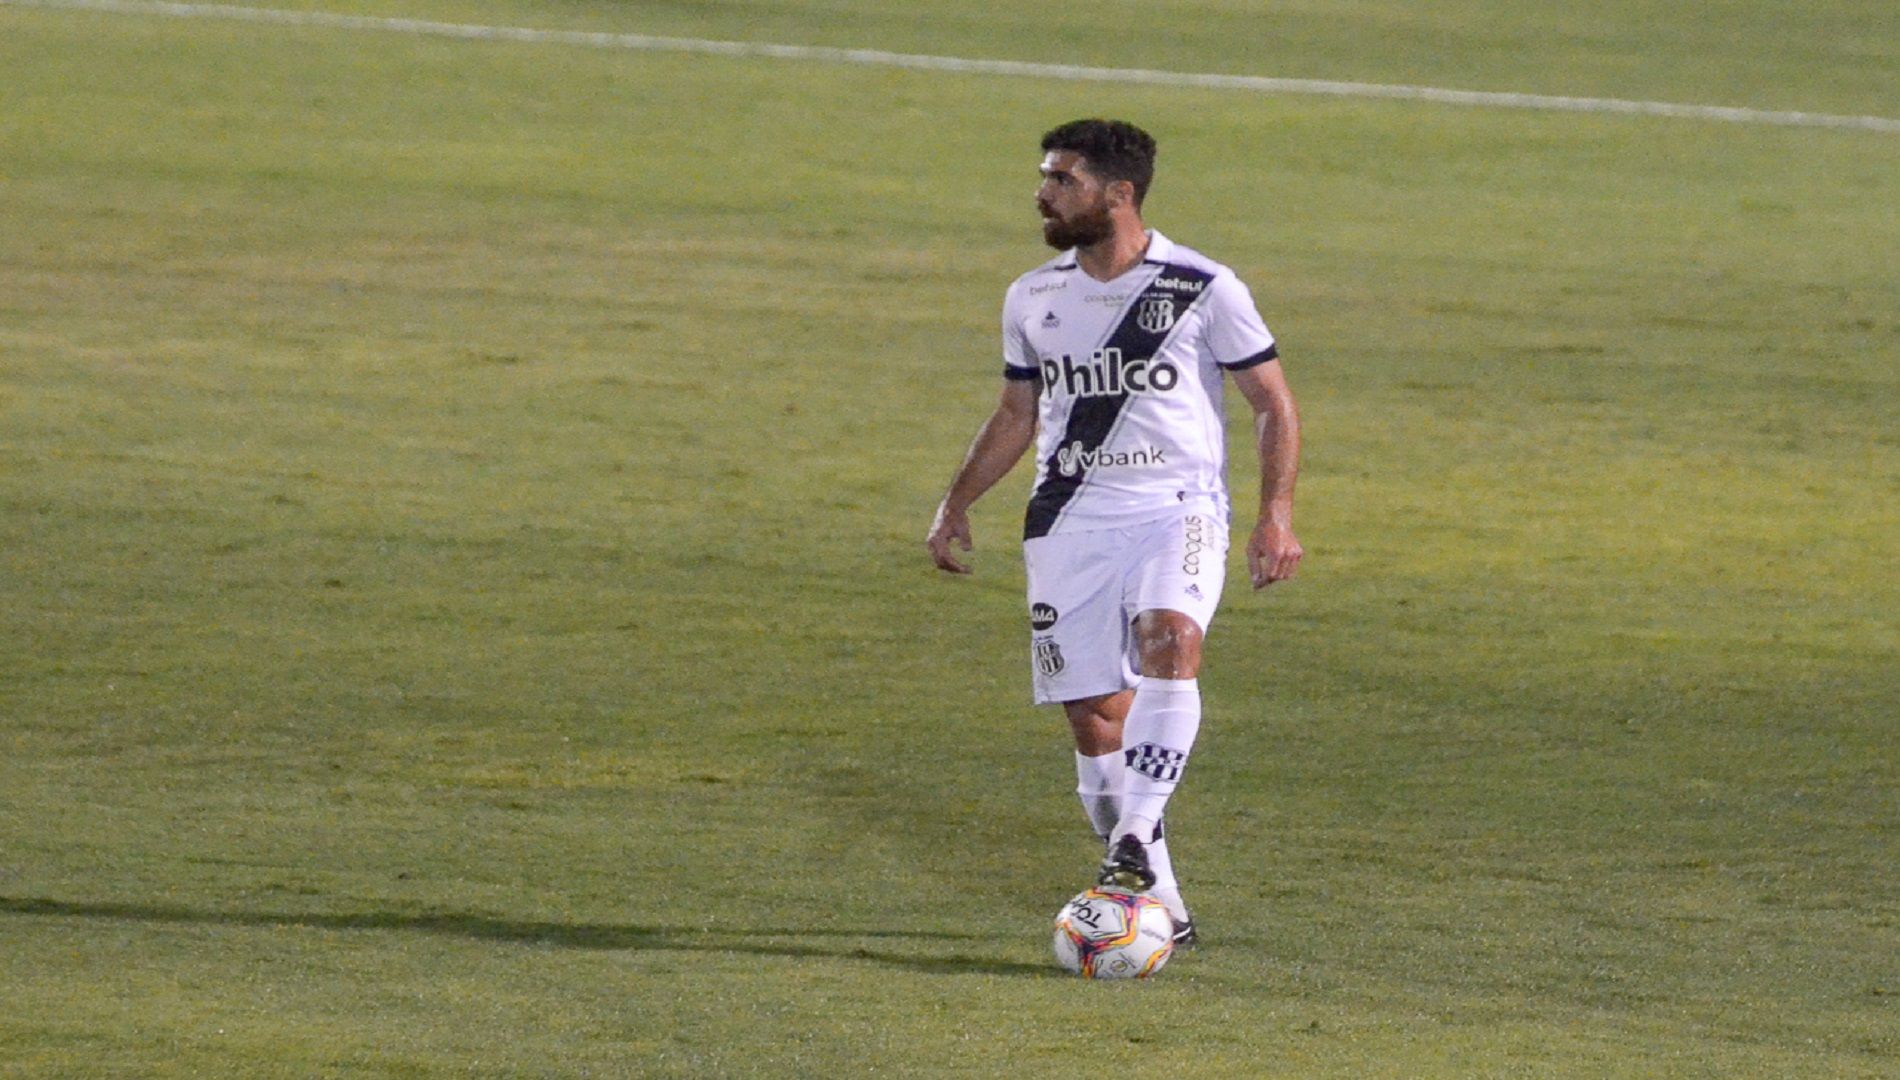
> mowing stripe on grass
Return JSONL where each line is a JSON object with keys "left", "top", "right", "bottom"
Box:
{"left": 7, "top": 0, "right": 1900, "bottom": 134}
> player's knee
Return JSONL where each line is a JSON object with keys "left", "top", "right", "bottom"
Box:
{"left": 1063, "top": 693, "right": 1127, "bottom": 754}
{"left": 1135, "top": 609, "right": 1203, "bottom": 676}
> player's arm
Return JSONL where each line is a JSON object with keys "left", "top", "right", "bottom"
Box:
{"left": 1230, "top": 360, "right": 1303, "bottom": 588}
{"left": 926, "top": 378, "right": 1038, "bottom": 574}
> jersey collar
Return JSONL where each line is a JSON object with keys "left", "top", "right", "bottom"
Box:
{"left": 1052, "top": 229, "right": 1173, "bottom": 273}
{"left": 1141, "top": 229, "right": 1174, "bottom": 266}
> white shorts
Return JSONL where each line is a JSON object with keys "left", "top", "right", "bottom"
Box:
{"left": 1022, "top": 509, "right": 1228, "bottom": 704}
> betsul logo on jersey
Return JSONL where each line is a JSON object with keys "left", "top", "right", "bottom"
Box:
{"left": 1038, "top": 347, "right": 1180, "bottom": 400}
{"left": 1150, "top": 275, "right": 1206, "bottom": 295}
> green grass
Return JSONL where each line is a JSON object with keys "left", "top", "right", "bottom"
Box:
{"left": 2, "top": 1, "right": 1897, "bottom": 1076}
{"left": 151, "top": 0, "right": 1900, "bottom": 116}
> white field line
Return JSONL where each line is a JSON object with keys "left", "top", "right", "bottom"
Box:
{"left": 8, "top": 0, "right": 1899, "bottom": 134}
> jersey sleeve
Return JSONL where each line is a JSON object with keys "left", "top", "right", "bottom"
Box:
{"left": 1000, "top": 283, "right": 1041, "bottom": 380}
{"left": 1203, "top": 271, "right": 1279, "bottom": 370}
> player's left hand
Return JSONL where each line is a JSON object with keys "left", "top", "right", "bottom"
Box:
{"left": 1246, "top": 520, "right": 1302, "bottom": 589}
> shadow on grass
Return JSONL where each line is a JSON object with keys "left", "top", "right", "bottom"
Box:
{"left": 0, "top": 896, "right": 1055, "bottom": 978}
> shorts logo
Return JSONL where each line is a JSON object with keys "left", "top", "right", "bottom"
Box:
{"left": 1136, "top": 296, "right": 1176, "bottom": 333}
{"left": 1034, "top": 637, "right": 1066, "bottom": 676}
{"left": 1182, "top": 515, "right": 1205, "bottom": 576}
{"left": 1126, "top": 742, "right": 1187, "bottom": 782}
{"left": 1030, "top": 603, "right": 1059, "bottom": 631}
{"left": 1185, "top": 583, "right": 1202, "bottom": 600}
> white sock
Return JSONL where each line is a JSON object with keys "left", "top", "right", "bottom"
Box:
{"left": 1085, "top": 745, "right": 1187, "bottom": 920}
{"left": 1150, "top": 883, "right": 1188, "bottom": 923}
{"left": 1113, "top": 677, "right": 1201, "bottom": 842}
{"left": 1073, "top": 750, "right": 1122, "bottom": 839}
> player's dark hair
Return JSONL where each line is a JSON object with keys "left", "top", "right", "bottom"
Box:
{"left": 1040, "top": 119, "right": 1158, "bottom": 207}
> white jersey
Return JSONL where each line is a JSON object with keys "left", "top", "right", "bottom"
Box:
{"left": 1002, "top": 231, "right": 1277, "bottom": 539}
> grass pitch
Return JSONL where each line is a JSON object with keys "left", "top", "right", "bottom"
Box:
{"left": 1, "top": 1, "right": 1896, "bottom": 1076}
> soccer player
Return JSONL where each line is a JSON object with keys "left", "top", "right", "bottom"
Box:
{"left": 925, "top": 119, "right": 1303, "bottom": 944}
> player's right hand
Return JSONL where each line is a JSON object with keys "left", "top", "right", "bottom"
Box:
{"left": 925, "top": 504, "right": 975, "bottom": 574}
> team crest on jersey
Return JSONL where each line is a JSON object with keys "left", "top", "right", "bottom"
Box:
{"left": 1034, "top": 636, "right": 1066, "bottom": 676}
{"left": 1136, "top": 296, "right": 1176, "bottom": 333}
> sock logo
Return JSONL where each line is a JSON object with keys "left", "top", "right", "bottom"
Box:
{"left": 1030, "top": 603, "right": 1059, "bottom": 631}
{"left": 1125, "top": 742, "right": 1187, "bottom": 782}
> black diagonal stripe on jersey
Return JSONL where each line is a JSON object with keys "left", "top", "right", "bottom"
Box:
{"left": 1023, "top": 264, "right": 1218, "bottom": 539}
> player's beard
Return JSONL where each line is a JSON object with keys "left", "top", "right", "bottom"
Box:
{"left": 1042, "top": 200, "right": 1114, "bottom": 251}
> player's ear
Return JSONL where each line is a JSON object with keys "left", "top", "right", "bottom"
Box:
{"left": 1107, "top": 179, "right": 1136, "bottom": 210}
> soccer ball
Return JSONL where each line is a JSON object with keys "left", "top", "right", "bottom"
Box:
{"left": 1052, "top": 888, "right": 1175, "bottom": 978}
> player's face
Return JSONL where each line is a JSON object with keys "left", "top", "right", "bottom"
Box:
{"left": 1037, "top": 150, "right": 1114, "bottom": 251}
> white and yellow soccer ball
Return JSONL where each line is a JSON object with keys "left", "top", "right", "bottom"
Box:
{"left": 1052, "top": 888, "right": 1175, "bottom": 978}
